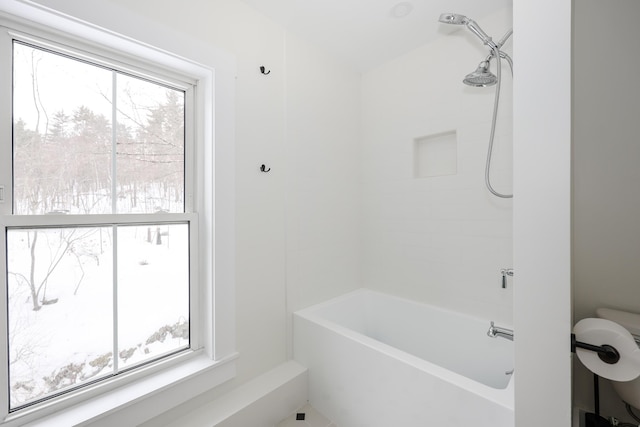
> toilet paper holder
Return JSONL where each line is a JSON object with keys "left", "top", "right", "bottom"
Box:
{"left": 571, "top": 333, "right": 621, "bottom": 365}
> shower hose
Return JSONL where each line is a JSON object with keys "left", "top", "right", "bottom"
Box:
{"left": 485, "top": 46, "right": 513, "bottom": 199}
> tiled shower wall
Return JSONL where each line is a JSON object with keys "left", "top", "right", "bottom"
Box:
{"left": 361, "top": 7, "right": 514, "bottom": 325}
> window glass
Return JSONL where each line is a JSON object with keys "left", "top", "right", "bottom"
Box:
{"left": 116, "top": 75, "right": 185, "bottom": 214}
{"left": 6, "top": 39, "right": 192, "bottom": 412}
{"left": 7, "top": 227, "right": 114, "bottom": 408}
{"left": 116, "top": 223, "right": 190, "bottom": 369}
{"left": 12, "top": 42, "right": 185, "bottom": 215}
{"left": 6, "top": 223, "right": 190, "bottom": 409}
{"left": 13, "top": 42, "right": 113, "bottom": 215}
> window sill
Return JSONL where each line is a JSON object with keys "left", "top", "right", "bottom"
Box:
{"left": 7, "top": 352, "right": 238, "bottom": 427}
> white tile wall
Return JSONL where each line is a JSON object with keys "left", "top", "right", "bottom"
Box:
{"left": 284, "top": 31, "right": 362, "bottom": 356}
{"left": 361, "top": 7, "right": 514, "bottom": 324}
{"left": 414, "top": 131, "right": 458, "bottom": 178}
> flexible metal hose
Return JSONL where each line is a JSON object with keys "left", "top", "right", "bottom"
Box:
{"left": 484, "top": 46, "right": 513, "bottom": 199}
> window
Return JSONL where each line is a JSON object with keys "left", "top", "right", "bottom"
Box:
{"left": 2, "top": 29, "right": 199, "bottom": 414}
{"left": 0, "top": 4, "right": 236, "bottom": 425}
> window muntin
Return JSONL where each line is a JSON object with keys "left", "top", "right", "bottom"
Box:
{"left": 5, "top": 36, "right": 194, "bottom": 412}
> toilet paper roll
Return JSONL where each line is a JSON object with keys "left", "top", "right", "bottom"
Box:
{"left": 574, "top": 318, "right": 640, "bottom": 381}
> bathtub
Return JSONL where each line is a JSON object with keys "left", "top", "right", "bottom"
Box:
{"left": 293, "top": 289, "right": 514, "bottom": 427}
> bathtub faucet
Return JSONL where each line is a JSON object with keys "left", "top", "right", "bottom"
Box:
{"left": 487, "top": 321, "right": 514, "bottom": 341}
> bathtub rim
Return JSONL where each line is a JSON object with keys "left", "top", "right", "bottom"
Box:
{"left": 293, "top": 288, "right": 515, "bottom": 411}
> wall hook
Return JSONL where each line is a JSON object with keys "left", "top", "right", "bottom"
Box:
{"left": 260, "top": 66, "right": 271, "bottom": 75}
{"left": 260, "top": 164, "right": 271, "bottom": 173}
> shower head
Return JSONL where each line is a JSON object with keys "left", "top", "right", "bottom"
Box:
{"left": 438, "top": 12, "right": 499, "bottom": 49}
{"left": 438, "top": 13, "right": 468, "bottom": 25}
{"left": 463, "top": 60, "right": 497, "bottom": 87}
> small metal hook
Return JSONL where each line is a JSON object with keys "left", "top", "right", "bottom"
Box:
{"left": 260, "top": 66, "right": 271, "bottom": 75}
{"left": 260, "top": 164, "right": 271, "bottom": 173}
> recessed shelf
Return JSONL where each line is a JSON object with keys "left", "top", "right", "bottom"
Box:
{"left": 413, "top": 130, "right": 457, "bottom": 178}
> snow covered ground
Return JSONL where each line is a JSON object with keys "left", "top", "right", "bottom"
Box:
{"left": 7, "top": 224, "right": 189, "bottom": 408}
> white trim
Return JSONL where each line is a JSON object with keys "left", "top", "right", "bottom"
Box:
{"left": 0, "top": 222, "right": 8, "bottom": 419}
{"left": 112, "top": 224, "right": 120, "bottom": 375}
{"left": 188, "top": 214, "right": 201, "bottom": 352}
{"left": 19, "top": 353, "right": 238, "bottom": 427}
{"left": 111, "top": 70, "right": 118, "bottom": 215}
{"left": 8, "top": 28, "right": 196, "bottom": 91}
{"left": 7, "top": 348, "right": 206, "bottom": 424}
{"left": 0, "top": 28, "right": 11, "bottom": 419}
{"left": 184, "top": 84, "right": 196, "bottom": 214}
{"left": 2, "top": 213, "right": 197, "bottom": 227}
{"left": 0, "top": 0, "right": 237, "bottom": 425}
{"left": 0, "top": 28, "right": 11, "bottom": 216}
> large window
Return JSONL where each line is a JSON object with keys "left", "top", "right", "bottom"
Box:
{"left": 2, "top": 33, "right": 196, "bottom": 412}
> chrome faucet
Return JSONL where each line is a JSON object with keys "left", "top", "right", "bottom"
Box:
{"left": 500, "top": 268, "right": 514, "bottom": 288}
{"left": 487, "top": 321, "right": 514, "bottom": 341}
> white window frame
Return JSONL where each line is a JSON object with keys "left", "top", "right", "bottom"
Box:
{"left": 0, "top": 2, "right": 237, "bottom": 426}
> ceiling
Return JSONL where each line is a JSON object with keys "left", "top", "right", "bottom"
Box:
{"left": 240, "top": 0, "right": 511, "bottom": 72}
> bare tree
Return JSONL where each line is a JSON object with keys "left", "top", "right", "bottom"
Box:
{"left": 10, "top": 228, "right": 99, "bottom": 311}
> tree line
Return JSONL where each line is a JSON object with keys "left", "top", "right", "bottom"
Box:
{"left": 13, "top": 89, "right": 185, "bottom": 215}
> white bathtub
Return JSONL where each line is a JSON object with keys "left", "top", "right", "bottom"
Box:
{"left": 293, "top": 289, "right": 514, "bottom": 427}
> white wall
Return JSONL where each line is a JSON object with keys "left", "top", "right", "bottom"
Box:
{"left": 573, "top": 0, "right": 640, "bottom": 422}
{"left": 361, "top": 7, "right": 513, "bottom": 324}
{"left": 283, "top": 31, "right": 361, "bottom": 355}
{"left": 513, "top": 0, "right": 572, "bottom": 425}
{"left": 24, "top": 0, "right": 361, "bottom": 425}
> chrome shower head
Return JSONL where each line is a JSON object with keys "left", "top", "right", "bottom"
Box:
{"left": 438, "top": 13, "right": 468, "bottom": 25}
{"left": 463, "top": 60, "right": 497, "bottom": 87}
{"left": 438, "top": 12, "right": 499, "bottom": 50}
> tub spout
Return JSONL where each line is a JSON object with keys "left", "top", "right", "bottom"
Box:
{"left": 487, "top": 321, "right": 514, "bottom": 341}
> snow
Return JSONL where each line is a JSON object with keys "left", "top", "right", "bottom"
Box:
{"left": 7, "top": 224, "right": 190, "bottom": 408}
